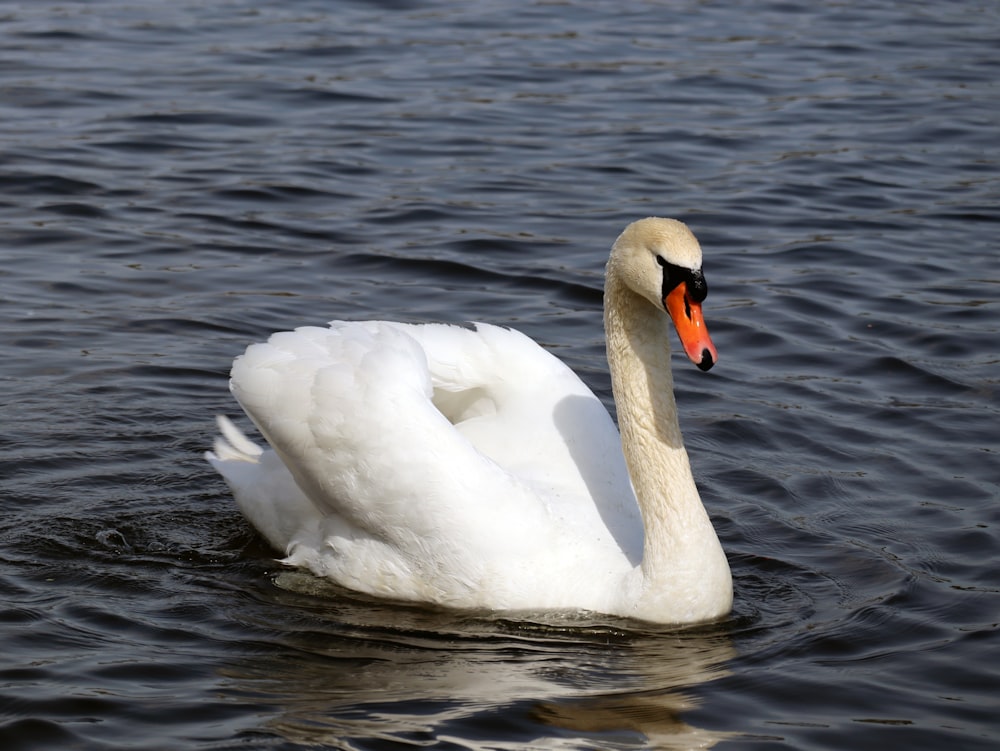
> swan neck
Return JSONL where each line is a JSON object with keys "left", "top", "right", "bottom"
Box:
{"left": 603, "top": 272, "right": 692, "bottom": 518}
{"left": 604, "top": 270, "right": 730, "bottom": 618}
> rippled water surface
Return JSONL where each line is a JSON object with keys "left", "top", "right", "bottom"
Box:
{"left": 2, "top": 1, "right": 998, "bottom": 749}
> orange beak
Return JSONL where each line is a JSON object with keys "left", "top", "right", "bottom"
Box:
{"left": 665, "top": 282, "right": 718, "bottom": 371}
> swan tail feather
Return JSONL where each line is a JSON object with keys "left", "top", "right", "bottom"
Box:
{"left": 205, "top": 415, "right": 263, "bottom": 464}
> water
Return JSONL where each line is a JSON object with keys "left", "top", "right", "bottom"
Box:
{"left": 1, "top": 0, "right": 997, "bottom": 748}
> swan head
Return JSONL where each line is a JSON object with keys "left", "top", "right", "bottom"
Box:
{"left": 609, "top": 217, "right": 718, "bottom": 371}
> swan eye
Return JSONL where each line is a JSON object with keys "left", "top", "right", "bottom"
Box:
{"left": 656, "top": 256, "right": 708, "bottom": 304}
{"left": 686, "top": 269, "right": 708, "bottom": 303}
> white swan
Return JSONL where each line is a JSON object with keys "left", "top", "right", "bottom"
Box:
{"left": 207, "top": 218, "right": 732, "bottom": 624}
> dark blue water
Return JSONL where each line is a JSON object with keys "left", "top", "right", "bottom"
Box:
{"left": 1, "top": 1, "right": 997, "bottom": 748}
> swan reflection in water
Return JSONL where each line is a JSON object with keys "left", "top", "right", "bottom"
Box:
{"left": 218, "top": 571, "right": 735, "bottom": 750}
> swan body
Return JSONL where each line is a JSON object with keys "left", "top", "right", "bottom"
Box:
{"left": 207, "top": 218, "right": 732, "bottom": 624}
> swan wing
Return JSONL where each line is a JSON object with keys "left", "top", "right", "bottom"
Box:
{"left": 219, "top": 321, "right": 640, "bottom": 607}
{"left": 398, "top": 322, "right": 641, "bottom": 558}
